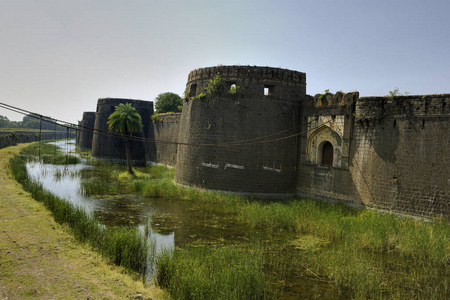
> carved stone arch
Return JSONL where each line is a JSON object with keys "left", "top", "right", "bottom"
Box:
{"left": 307, "top": 125, "right": 342, "bottom": 167}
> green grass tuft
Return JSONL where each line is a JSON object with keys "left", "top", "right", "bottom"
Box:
{"left": 9, "top": 151, "right": 148, "bottom": 278}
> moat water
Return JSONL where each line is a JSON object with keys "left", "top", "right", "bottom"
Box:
{"left": 25, "top": 140, "right": 447, "bottom": 299}
{"left": 25, "top": 140, "right": 346, "bottom": 299}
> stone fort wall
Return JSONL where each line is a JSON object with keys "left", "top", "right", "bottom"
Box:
{"left": 75, "top": 65, "right": 449, "bottom": 218}
{"left": 78, "top": 111, "right": 95, "bottom": 151}
{"left": 0, "top": 131, "right": 73, "bottom": 149}
{"left": 298, "top": 93, "right": 450, "bottom": 218}
{"left": 152, "top": 113, "right": 181, "bottom": 166}
{"left": 91, "top": 98, "right": 154, "bottom": 164}
{"left": 174, "top": 65, "right": 306, "bottom": 194}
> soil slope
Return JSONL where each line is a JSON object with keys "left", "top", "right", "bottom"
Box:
{"left": 0, "top": 144, "right": 163, "bottom": 300}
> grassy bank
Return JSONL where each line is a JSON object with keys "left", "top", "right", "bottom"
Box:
{"left": 80, "top": 162, "right": 449, "bottom": 299}
{"left": 9, "top": 143, "right": 148, "bottom": 279}
{"left": 1, "top": 143, "right": 162, "bottom": 299}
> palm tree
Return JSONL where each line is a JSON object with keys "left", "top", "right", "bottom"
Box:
{"left": 107, "top": 103, "right": 143, "bottom": 175}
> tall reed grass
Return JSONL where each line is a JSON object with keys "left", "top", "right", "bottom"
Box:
{"left": 9, "top": 151, "right": 148, "bottom": 278}
{"left": 123, "top": 164, "right": 450, "bottom": 265}
{"left": 19, "top": 142, "right": 80, "bottom": 164}
{"left": 155, "top": 244, "right": 266, "bottom": 299}
{"left": 73, "top": 159, "right": 450, "bottom": 298}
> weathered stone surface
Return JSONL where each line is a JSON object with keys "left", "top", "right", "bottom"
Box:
{"left": 91, "top": 98, "right": 155, "bottom": 164}
{"left": 152, "top": 113, "right": 181, "bottom": 166}
{"left": 78, "top": 112, "right": 95, "bottom": 151}
{"left": 175, "top": 65, "right": 306, "bottom": 195}
{"left": 298, "top": 93, "right": 450, "bottom": 218}
{"left": 77, "top": 66, "right": 450, "bottom": 218}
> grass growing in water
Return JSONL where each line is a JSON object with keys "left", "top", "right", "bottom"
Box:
{"left": 19, "top": 141, "right": 80, "bottom": 164}
{"left": 70, "top": 159, "right": 450, "bottom": 298}
{"left": 9, "top": 148, "right": 148, "bottom": 279}
{"left": 155, "top": 244, "right": 266, "bottom": 299}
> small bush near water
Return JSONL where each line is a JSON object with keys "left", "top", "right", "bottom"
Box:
{"left": 9, "top": 151, "right": 148, "bottom": 278}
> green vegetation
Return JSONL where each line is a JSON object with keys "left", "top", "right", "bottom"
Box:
{"left": 204, "top": 74, "right": 224, "bottom": 98}
{"left": 194, "top": 92, "right": 206, "bottom": 101}
{"left": 0, "top": 114, "right": 69, "bottom": 131}
{"left": 107, "top": 103, "right": 143, "bottom": 175}
{"left": 183, "top": 86, "right": 190, "bottom": 100}
{"left": 228, "top": 84, "right": 240, "bottom": 95}
{"left": 318, "top": 89, "right": 330, "bottom": 101}
{"left": 20, "top": 142, "right": 80, "bottom": 164}
{"left": 151, "top": 115, "right": 163, "bottom": 123}
{"left": 12, "top": 143, "right": 449, "bottom": 299}
{"left": 388, "top": 87, "right": 410, "bottom": 97}
{"left": 154, "top": 92, "right": 182, "bottom": 113}
{"left": 156, "top": 245, "right": 266, "bottom": 299}
{"left": 78, "top": 162, "right": 449, "bottom": 299}
{"left": 9, "top": 145, "right": 149, "bottom": 279}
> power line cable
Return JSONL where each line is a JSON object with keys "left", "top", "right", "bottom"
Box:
{"left": 0, "top": 101, "right": 331, "bottom": 147}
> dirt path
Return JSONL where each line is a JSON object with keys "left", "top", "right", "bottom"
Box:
{"left": 0, "top": 144, "right": 163, "bottom": 300}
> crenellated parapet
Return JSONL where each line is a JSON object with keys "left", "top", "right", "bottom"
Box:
{"left": 355, "top": 94, "right": 450, "bottom": 121}
{"left": 309, "top": 91, "right": 359, "bottom": 108}
{"left": 187, "top": 65, "right": 306, "bottom": 85}
{"left": 185, "top": 65, "right": 306, "bottom": 105}
{"left": 300, "top": 92, "right": 359, "bottom": 172}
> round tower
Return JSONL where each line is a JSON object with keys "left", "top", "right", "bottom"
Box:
{"left": 78, "top": 111, "right": 96, "bottom": 151}
{"left": 91, "top": 98, "right": 154, "bottom": 163}
{"left": 175, "top": 65, "right": 306, "bottom": 195}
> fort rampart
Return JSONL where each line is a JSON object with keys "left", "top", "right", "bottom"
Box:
{"left": 152, "top": 113, "right": 181, "bottom": 165}
{"left": 75, "top": 65, "right": 449, "bottom": 218}
{"left": 91, "top": 98, "right": 154, "bottom": 164}
{"left": 298, "top": 93, "right": 449, "bottom": 218}
{"left": 0, "top": 132, "right": 74, "bottom": 149}
{"left": 78, "top": 112, "right": 95, "bottom": 151}
{"left": 174, "top": 65, "right": 306, "bottom": 194}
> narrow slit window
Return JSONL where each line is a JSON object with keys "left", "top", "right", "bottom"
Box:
{"left": 229, "top": 84, "right": 237, "bottom": 94}
{"left": 264, "top": 85, "right": 275, "bottom": 96}
{"left": 189, "top": 84, "right": 197, "bottom": 97}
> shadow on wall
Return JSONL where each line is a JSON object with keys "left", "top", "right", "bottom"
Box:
{"left": 366, "top": 119, "right": 400, "bottom": 164}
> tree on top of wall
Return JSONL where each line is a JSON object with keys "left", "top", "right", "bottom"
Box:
{"left": 155, "top": 92, "right": 183, "bottom": 113}
{"left": 107, "top": 103, "right": 143, "bottom": 175}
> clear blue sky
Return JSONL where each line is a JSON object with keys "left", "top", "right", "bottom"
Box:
{"left": 1, "top": 0, "right": 449, "bottom": 123}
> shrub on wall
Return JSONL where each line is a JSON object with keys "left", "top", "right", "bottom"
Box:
{"left": 204, "top": 74, "right": 224, "bottom": 98}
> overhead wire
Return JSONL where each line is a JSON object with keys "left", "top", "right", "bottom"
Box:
{"left": 0, "top": 100, "right": 382, "bottom": 211}
{"left": 0, "top": 101, "right": 330, "bottom": 147}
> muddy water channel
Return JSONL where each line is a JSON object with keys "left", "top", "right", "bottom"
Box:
{"left": 26, "top": 141, "right": 448, "bottom": 299}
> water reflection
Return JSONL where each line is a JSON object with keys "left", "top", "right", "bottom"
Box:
{"left": 26, "top": 141, "right": 346, "bottom": 298}
{"left": 26, "top": 140, "right": 175, "bottom": 254}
